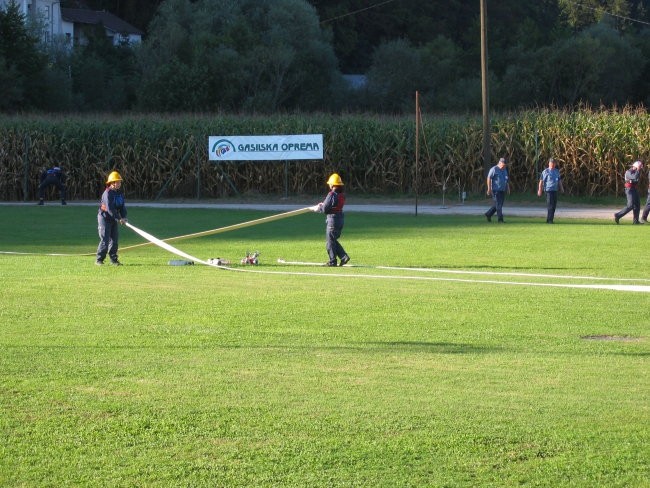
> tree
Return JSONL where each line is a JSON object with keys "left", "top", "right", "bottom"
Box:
{"left": 70, "top": 27, "right": 139, "bottom": 111}
{"left": 137, "top": 0, "right": 342, "bottom": 112}
{"left": 558, "top": 0, "right": 632, "bottom": 30}
{"left": 0, "top": 0, "right": 48, "bottom": 111}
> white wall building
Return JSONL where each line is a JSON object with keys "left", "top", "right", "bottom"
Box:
{"left": 0, "top": 0, "right": 142, "bottom": 46}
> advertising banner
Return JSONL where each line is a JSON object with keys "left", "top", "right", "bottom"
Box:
{"left": 209, "top": 135, "right": 323, "bottom": 161}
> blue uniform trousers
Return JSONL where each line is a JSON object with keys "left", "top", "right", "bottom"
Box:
{"left": 545, "top": 191, "right": 558, "bottom": 223}
{"left": 326, "top": 215, "right": 346, "bottom": 265}
{"left": 96, "top": 214, "right": 120, "bottom": 262}
{"left": 615, "top": 188, "right": 640, "bottom": 223}
{"left": 486, "top": 191, "right": 506, "bottom": 221}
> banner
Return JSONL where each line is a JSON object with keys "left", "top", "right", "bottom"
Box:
{"left": 209, "top": 135, "right": 323, "bottom": 161}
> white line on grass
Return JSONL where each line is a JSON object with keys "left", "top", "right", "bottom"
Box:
{"left": 226, "top": 266, "right": 650, "bottom": 293}
{"left": 277, "top": 259, "right": 650, "bottom": 283}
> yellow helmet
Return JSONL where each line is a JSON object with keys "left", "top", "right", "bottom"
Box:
{"left": 327, "top": 173, "right": 344, "bottom": 187}
{"left": 106, "top": 171, "right": 123, "bottom": 184}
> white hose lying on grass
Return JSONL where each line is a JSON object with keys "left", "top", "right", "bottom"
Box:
{"left": 125, "top": 222, "right": 211, "bottom": 265}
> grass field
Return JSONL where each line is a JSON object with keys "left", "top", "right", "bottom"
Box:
{"left": 1, "top": 204, "right": 648, "bottom": 487}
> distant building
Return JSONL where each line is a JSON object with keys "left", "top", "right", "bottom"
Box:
{"left": 0, "top": 0, "right": 142, "bottom": 45}
{"left": 342, "top": 74, "right": 368, "bottom": 90}
{"left": 61, "top": 8, "right": 143, "bottom": 46}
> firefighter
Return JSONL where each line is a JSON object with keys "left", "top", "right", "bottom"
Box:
{"left": 37, "top": 166, "right": 66, "bottom": 205}
{"left": 614, "top": 161, "right": 643, "bottom": 224}
{"left": 96, "top": 171, "right": 128, "bottom": 266}
{"left": 313, "top": 173, "right": 350, "bottom": 267}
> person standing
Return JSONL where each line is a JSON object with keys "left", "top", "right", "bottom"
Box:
{"left": 537, "top": 157, "right": 564, "bottom": 223}
{"left": 614, "top": 161, "right": 643, "bottom": 225}
{"left": 312, "top": 173, "right": 350, "bottom": 267}
{"left": 37, "top": 166, "right": 66, "bottom": 205}
{"left": 641, "top": 165, "right": 650, "bottom": 224}
{"left": 96, "top": 171, "right": 128, "bottom": 266}
{"left": 485, "top": 157, "right": 510, "bottom": 223}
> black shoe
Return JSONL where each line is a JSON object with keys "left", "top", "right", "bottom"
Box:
{"left": 325, "top": 262, "right": 337, "bottom": 267}
{"left": 614, "top": 214, "right": 620, "bottom": 224}
{"left": 95, "top": 260, "right": 104, "bottom": 266}
{"left": 485, "top": 213, "right": 492, "bottom": 222}
{"left": 37, "top": 200, "right": 44, "bottom": 206}
{"left": 110, "top": 260, "right": 122, "bottom": 266}
{"left": 339, "top": 255, "right": 350, "bottom": 266}
{"left": 61, "top": 200, "right": 67, "bottom": 205}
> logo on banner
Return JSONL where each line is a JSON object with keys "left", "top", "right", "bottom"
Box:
{"left": 211, "top": 139, "right": 236, "bottom": 158}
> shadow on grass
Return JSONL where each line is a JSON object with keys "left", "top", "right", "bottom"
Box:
{"left": 6, "top": 342, "right": 501, "bottom": 355}
{"left": 364, "top": 341, "right": 501, "bottom": 354}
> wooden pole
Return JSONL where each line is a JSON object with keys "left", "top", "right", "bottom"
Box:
{"left": 415, "top": 90, "right": 420, "bottom": 217}
{"left": 480, "top": 0, "right": 491, "bottom": 177}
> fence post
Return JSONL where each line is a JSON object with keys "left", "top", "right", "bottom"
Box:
{"left": 196, "top": 152, "right": 201, "bottom": 200}
{"left": 23, "top": 134, "right": 31, "bottom": 202}
{"left": 284, "top": 160, "right": 288, "bottom": 198}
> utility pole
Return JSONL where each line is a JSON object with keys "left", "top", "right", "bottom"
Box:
{"left": 480, "top": 0, "right": 491, "bottom": 176}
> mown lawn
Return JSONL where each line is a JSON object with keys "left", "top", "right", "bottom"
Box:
{"left": 1, "top": 205, "right": 648, "bottom": 487}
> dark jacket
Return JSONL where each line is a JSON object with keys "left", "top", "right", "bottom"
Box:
{"left": 98, "top": 187, "right": 127, "bottom": 222}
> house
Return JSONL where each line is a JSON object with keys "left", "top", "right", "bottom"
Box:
{"left": 0, "top": 0, "right": 142, "bottom": 45}
{"left": 61, "top": 8, "right": 143, "bottom": 46}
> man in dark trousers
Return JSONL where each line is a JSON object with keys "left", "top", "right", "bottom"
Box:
{"left": 37, "top": 166, "right": 66, "bottom": 205}
{"left": 537, "top": 157, "right": 564, "bottom": 223}
{"left": 641, "top": 165, "right": 650, "bottom": 224}
{"left": 614, "top": 161, "right": 643, "bottom": 224}
{"left": 485, "top": 157, "right": 510, "bottom": 223}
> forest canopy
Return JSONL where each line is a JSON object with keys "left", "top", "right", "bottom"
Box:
{"left": 2, "top": 0, "right": 649, "bottom": 112}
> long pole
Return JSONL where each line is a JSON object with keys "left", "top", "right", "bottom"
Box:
{"left": 415, "top": 90, "right": 419, "bottom": 217}
{"left": 480, "top": 0, "right": 491, "bottom": 177}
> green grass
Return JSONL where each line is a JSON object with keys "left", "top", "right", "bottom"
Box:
{"left": 1, "top": 206, "right": 648, "bottom": 487}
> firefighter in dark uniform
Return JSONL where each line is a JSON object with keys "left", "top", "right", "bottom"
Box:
{"left": 96, "top": 171, "right": 128, "bottom": 265}
{"left": 313, "top": 173, "right": 350, "bottom": 267}
{"left": 614, "top": 161, "right": 643, "bottom": 224}
{"left": 641, "top": 166, "right": 650, "bottom": 224}
{"left": 37, "top": 166, "right": 66, "bottom": 205}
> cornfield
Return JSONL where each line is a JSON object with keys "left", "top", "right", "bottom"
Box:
{"left": 0, "top": 108, "right": 648, "bottom": 201}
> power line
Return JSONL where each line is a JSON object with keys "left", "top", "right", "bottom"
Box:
{"left": 320, "top": 0, "right": 400, "bottom": 24}
{"left": 564, "top": 0, "right": 650, "bottom": 27}
{"left": 320, "top": 0, "right": 650, "bottom": 28}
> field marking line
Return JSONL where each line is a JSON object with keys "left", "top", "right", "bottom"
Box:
{"left": 228, "top": 266, "right": 650, "bottom": 293}
{"left": 277, "top": 259, "right": 650, "bottom": 283}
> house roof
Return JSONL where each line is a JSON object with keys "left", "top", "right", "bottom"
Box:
{"left": 61, "top": 8, "right": 144, "bottom": 36}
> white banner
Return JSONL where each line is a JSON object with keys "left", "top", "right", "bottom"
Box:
{"left": 208, "top": 135, "right": 323, "bottom": 161}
